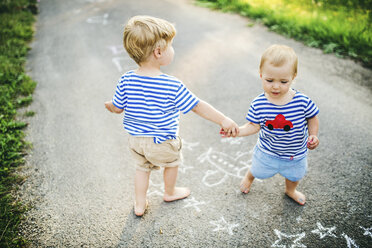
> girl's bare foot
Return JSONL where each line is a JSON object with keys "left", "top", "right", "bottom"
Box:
{"left": 285, "top": 190, "right": 306, "bottom": 205}
{"left": 163, "top": 187, "right": 190, "bottom": 202}
{"left": 240, "top": 177, "right": 253, "bottom": 194}
{"left": 240, "top": 171, "right": 254, "bottom": 194}
{"left": 134, "top": 200, "right": 148, "bottom": 217}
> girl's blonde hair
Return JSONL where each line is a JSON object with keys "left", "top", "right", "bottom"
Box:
{"left": 259, "top": 44, "right": 298, "bottom": 77}
{"left": 123, "top": 15, "right": 176, "bottom": 65}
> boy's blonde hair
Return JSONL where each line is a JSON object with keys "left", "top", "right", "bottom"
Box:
{"left": 123, "top": 15, "right": 176, "bottom": 65}
{"left": 259, "top": 44, "right": 298, "bottom": 77}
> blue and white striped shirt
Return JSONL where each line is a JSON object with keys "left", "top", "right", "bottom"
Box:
{"left": 112, "top": 71, "right": 199, "bottom": 144}
{"left": 246, "top": 91, "right": 319, "bottom": 160}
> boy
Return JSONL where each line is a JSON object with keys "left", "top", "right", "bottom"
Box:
{"left": 223, "top": 44, "right": 319, "bottom": 205}
{"left": 105, "top": 16, "right": 239, "bottom": 216}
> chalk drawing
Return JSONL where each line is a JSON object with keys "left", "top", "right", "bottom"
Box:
{"left": 359, "top": 226, "right": 372, "bottom": 238}
{"left": 198, "top": 147, "right": 253, "bottom": 187}
{"left": 147, "top": 180, "right": 163, "bottom": 197}
{"left": 311, "top": 222, "right": 337, "bottom": 239}
{"left": 296, "top": 216, "right": 302, "bottom": 223}
{"left": 108, "top": 45, "right": 125, "bottom": 55}
{"left": 272, "top": 229, "right": 306, "bottom": 248}
{"left": 86, "top": 13, "right": 109, "bottom": 25}
{"left": 183, "top": 197, "right": 207, "bottom": 212}
{"left": 112, "top": 57, "right": 124, "bottom": 72}
{"left": 342, "top": 233, "right": 359, "bottom": 248}
{"left": 107, "top": 46, "right": 132, "bottom": 72}
{"left": 111, "top": 57, "right": 133, "bottom": 72}
{"left": 220, "top": 137, "right": 245, "bottom": 145}
{"left": 181, "top": 139, "right": 199, "bottom": 151}
{"left": 178, "top": 164, "right": 194, "bottom": 174}
{"left": 210, "top": 216, "right": 239, "bottom": 236}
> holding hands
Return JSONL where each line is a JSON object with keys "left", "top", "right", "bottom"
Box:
{"left": 220, "top": 121, "right": 261, "bottom": 138}
{"left": 220, "top": 116, "right": 239, "bottom": 138}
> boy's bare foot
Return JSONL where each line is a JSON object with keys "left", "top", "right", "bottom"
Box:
{"left": 240, "top": 175, "right": 253, "bottom": 194}
{"left": 163, "top": 187, "right": 190, "bottom": 202}
{"left": 285, "top": 190, "right": 306, "bottom": 206}
{"left": 134, "top": 200, "right": 148, "bottom": 217}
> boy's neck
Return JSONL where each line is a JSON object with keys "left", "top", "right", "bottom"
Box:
{"left": 136, "top": 60, "right": 163, "bottom": 77}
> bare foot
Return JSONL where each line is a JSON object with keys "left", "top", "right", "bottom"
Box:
{"left": 240, "top": 174, "right": 254, "bottom": 194}
{"left": 163, "top": 187, "right": 190, "bottom": 202}
{"left": 134, "top": 200, "right": 148, "bottom": 217}
{"left": 285, "top": 190, "right": 306, "bottom": 205}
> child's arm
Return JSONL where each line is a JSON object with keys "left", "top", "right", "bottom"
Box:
{"left": 307, "top": 115, "right": 319, "bottom": 150}
{"left": 238, "top": 122, "right": 261, "bottom": 137}
{"left": 221, "top": 121, "right": 260, "bottom": 138}
{"left": 105, "top": 101, "right": 124, "bottom": 114}
{"left": 191, "top": 100, "right": 239, "bottom": 137}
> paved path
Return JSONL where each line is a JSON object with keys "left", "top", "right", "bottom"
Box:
{"left": 20, "top": 0, "right": 372, "bottom": 247}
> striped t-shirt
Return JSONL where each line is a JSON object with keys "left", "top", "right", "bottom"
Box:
{"left": 112, "top": 70, "right": 199, "bottom": 144}
{"left": 246, "top": 91, "right": 319, "bottom": 160}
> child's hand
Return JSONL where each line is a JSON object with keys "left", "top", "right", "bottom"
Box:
{"left": 307, "top": 135, "right": 319, "bottom": 150}
{"left": 105, "top": 101, "right": 114, "bottom": 112}
{"left": 104, "top": 101, "right": 124, "bottom": 114}
{"left": 220, "top": 117, "right": 239, "bottom": 137}
{"left": 219, "top": 128, "right": 229, "bottom": 138}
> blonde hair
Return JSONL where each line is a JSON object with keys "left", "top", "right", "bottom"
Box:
{"left": 123, "top": 15, "right": 176, "bottom": 65}
{"left": 259, "top": 44, "right": 298, "bottom": 77}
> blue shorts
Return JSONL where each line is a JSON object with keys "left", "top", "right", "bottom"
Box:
{"left": 250, "top": 146, "right": 307, "bottom": 182}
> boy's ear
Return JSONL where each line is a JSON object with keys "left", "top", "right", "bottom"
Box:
{"left": 153, "top": 47, "right": 162, "bottom": 59}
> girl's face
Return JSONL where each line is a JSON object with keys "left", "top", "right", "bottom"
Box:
{"left": 260, "top": 61, "right": 296, "bottom": 101}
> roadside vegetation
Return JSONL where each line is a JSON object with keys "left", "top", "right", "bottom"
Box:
{"left": 0, "top": 0, "right": 37, "bottom": 246}
{"left": 196, "top": 0, "right": 372, "bottom": 68}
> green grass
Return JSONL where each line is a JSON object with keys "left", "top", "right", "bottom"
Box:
{"left": 196, "top": 0, "right": 372, "bottom": 67}
{"left": 0, "top": 0, "right": 37, "bottom": 247}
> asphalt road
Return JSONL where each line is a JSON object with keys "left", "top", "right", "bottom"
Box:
{"left": 19, "top": 0, "right": 372, "bottom": 247}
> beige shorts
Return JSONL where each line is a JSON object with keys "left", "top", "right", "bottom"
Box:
{"left": 128, "top": 136, "right": 183, "bottom": 172}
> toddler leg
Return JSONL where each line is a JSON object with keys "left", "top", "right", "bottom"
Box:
{"left": 240, "top": 170, "right": 255, "bottom": 194}
{"left": 285, "top": 178, "right": 306, "bottom": 205}
{"left": 163, "top": 166, "right": 190, "bottom": 202}
{"left": 134, "top": 169, "right": 150, "bottom": 216}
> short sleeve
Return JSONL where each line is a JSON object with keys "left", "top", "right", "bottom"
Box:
{"left": 112, "top": 79, "right": 127, "bottom": 109}
{"left": 246, "top": 104, "right": 260, "bottom": 124}
{"left": 304, "top": 98, "right": 319, "bottom": 119}
{"left": 174, "top": 83, "right": 199, "bottom": 114}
